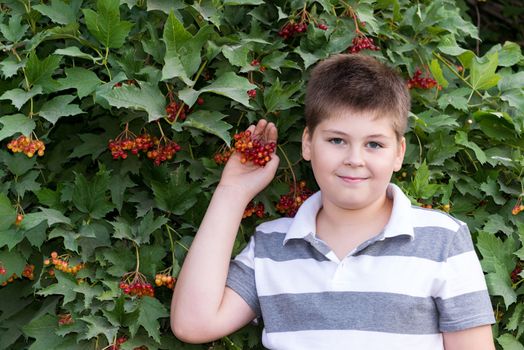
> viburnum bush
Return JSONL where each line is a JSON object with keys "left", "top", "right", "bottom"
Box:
{"left": 0, "top": 0, "right": 523, "bottom": 349}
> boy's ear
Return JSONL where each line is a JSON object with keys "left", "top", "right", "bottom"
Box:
{"left": 393, "top": 136, "right": 406, "bottom": 171}
{"left": 301, "top": 127, "right": 312, "bottom": 161}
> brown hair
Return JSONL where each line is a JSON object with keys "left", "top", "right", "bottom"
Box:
{"left": 304, "top": 54, "right": 410, "bottom": 139}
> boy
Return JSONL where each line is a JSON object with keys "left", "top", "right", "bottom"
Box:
{"left": 171, "top": 54, "right": 496, "bottom": 349}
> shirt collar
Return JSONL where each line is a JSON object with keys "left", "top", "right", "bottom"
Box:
{"left": 283, "top": 183, "right": 414, "bottom": 245}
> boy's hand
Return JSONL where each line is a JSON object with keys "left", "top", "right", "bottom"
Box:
{"left": 218, "top": 119, "right": 279, "bottom": 201}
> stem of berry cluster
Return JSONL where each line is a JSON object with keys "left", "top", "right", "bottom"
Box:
{"left": 277, "top": 145, "right": 298, "bottom": 196}
{"left": 134, "top": 243, "right": 140, "bottom": 273}
{"left": 165, "top": 225, "right": 176, "bottom": 269}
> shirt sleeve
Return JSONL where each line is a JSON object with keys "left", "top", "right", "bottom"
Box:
{"left": 226, "top": 235, "right": 261, "bottom": 317}
{"left": 434, "top": 224, "right": 495, "bottom": 332}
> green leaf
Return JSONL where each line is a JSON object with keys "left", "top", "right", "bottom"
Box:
{"left": 0, "top": 14, "right": 28, "bottom": 42}
{"left": 101, "top": 82, "right": 166, "bottom": 122}
{"left": 151, "top": 167, "right": 199, "bottom": 215}
{"left": 24, "top": 53, "right": 61, "bottom": 92}
{"left": 477, "top": 231, "right": 515, "bottom": 273}
{"left": 72, "top": 169, "right": 115, "bottom": 219}
{"left": 263, "top": 79, "right": 301, "bottom": 113}
{"left": 79, "top": 315, "right": 118, "bottom": 344}
{"left": 410, "top": 161, "right": 438, "bottom": 198}
{"left": 82, "top": 0, "right": 133, "bottom": 49}
{"left": 0, "top": 114, "right": 36, "bottom": 142}
{"left": 136, "top": 211, "right": 168, "bottom": 244}
{"left": 109, "top": 174, "right": 135, "bottom": 212}
{"left": 429, "top": 59, "right": 448, "bottom": 88}
{"left": 224, "top": 0, "right": 264, "bottom": 4}
{"left": 69, "top": 133, "right": 108, "bottom": 160}
{"left": 37, "top": 270, "right": 78, "bottom": 305}
{"left": 162, "top": 12, "right": 211, "bottom": 83}
{"left": 38, "top": 95, "right": 84, "bottom": 124}
{"left": 455, "top": 131, "right": 487, "bottom": 164}
{"left": 54, "top": 47, "right": 100, "bottom": 63}
{"left": 0, "top": 193, "right": 16, "bottom": 231}
{"left": 23, "top": 314, "right": 65, "bottom": 350}
{"left": 129, "top": 296, "right": 168, "bottom": 343}
{"left": 506, "top": 303, "right": 524, "bottom": 332}
{"left": 437, "top": 35, "right": 468, "bottom": 56}
{"left": 485, "top": 264, "right": 516, "bottom": 307}
{"left": 181, "top": 110, "right": 233, "bottom": 145}
{"left": 13, "top": 169, "right": 41, "bottom": 198}
{"left": 498, "top": 72, "right": 524, "bottom": 92}
{"left": 0, "top": 150, "right": 37, "bottom": 176}
{"left": 497, "top": 333, "right": 524, "bottom": 350}
{"left": 497, "top": 41, "right": 524, "bottom": 67}
{"left": 33, "top": 0, "right": 77, "bottom": 25}
{"left": 0, "top": 86, "right": 43, "bottom": 110}
{"left": 470, "top": 53, "right": 500, "bottom": 91}
{"left": 0, "top": 249, "right": 25, "bottom": 283}
{"left": 480, "top": 179, "right": 507, "bottom": 205}
{"left": 222, "top": 44, "right": 251, "bottom": 68}
{"left": 199, "top": 72, "right": 257, "bottom": 108}
{"left": 0, "top": 56, "right": 25, "bottom": 78}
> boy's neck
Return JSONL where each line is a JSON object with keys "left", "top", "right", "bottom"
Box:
{"left": 315, "top": 193, "right": 393, "bottom": 259}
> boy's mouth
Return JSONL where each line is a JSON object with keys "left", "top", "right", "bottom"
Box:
{"left": 338, "top": 175, "right": 368, "bottom": 183}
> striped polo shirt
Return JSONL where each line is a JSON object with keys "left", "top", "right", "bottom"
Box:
{"left": 226, "top": 183, "right": 495, "bottom": 350}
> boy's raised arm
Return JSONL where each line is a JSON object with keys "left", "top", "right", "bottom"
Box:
{"left": 170, "top": 120, "right": 279, "bottom": 343}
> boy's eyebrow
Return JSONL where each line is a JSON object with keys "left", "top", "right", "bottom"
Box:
{"left": 321, "top": 129, "right": 389, "bottom": 138}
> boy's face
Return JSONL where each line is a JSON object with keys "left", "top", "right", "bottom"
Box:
{"left": 302, "top": 109, "right": 405, "bottom": 211}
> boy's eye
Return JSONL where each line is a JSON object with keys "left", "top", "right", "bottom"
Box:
{"left": 329, "top": 138, "right": 344, "bottom": 145}
{"left": 367, "top": 141, "right": 382, "bottom": 149}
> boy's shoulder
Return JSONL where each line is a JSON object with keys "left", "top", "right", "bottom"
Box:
{"left": 408, "top": 205, "right": 466, "bottom": 232}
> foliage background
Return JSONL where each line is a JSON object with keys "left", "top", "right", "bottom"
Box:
{"left": 0, "top": 0, "right": 523, "bottom": 349}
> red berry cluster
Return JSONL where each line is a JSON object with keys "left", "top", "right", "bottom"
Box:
{"left": 276, "top": 181, "right": 314, "bottom": 217}
{"left": 278, "top": 21, "right": 308, "bottom": 39}
{"left": 250, "top": 59, "right": 266, "bottom": 72}
{"left": 1, "top": 264, "right": 34, "bottom": 287}
{"left": 243, "top": 201, "right": 265, "bottom": 219}
{"left": 7, "top": 135, "right": 45, "bottom": 158}
{"left": 108, "top": 127, "right": 181, "bottom": 166}
{"left": 213, "top": 148, "right": 233, "bottom": 165}
{"left": 348, "top": 36, "right": 380, "bottom": 53}
{"left": 119, "top": 271, "right": 154, "bottom": 298}
{"left": 107, "top": 337, "right": 128, "bottom": 350}
{"left": 511, "top": 262, "right": 522, "bottom": 283}
{"left": 247, "top": 89, "right": 257, "bottom": 98}
{"left": 114, "top": 79, "right": 138, "bottom": 88}
{"left": 155, "top": 273, "right": 176, "bottom": 289}
{"left": 45, "top": 252, "right": 85, "bottom": 275}
{"left": 233, "top": 130, "right": 276, "bottom": 167}
{"left": 407, "top": 69, "right": 438, "bottom": 89}
{"left": 108, "top": 133, "right": 154, "bottom": 160}
{"left": 166, "top": 101, "right": 190, "bottom": 122}
{"left": 146, "top": 140, "right": 181, "bottom": 166}
{"left": 58, "top": 313, "right": 74, "bottom": 326}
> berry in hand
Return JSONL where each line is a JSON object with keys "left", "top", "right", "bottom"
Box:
{"left": 233, "top": 130, "right": 276, "bottom": 167}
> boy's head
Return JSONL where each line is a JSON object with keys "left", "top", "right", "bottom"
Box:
{"left": 304, "top": 54, "right": 410, "bottom": 140}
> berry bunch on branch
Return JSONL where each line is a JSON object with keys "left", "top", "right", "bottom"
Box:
{"left": 155, "top": 270, "right": 176, "bottom": 289}
{"left": 512, "top": 196, "right": 524, "bottom": 215}
{"left": 108, "top": 123, "right": 181, "bottom": 165}
{"left": 276, "top": 180, "right": 314, "bottom": 217}
{"left": 106, "top": 336, "right": 128, "bottom": 350}
{"left": 407, "top": 68, "right": 439, "bottom": 89}
{"left": 278, "top": 6, "right": 328, "bottom": 40}
{"left": 243, "top": 201, "right": 265, "bottom": 219}
{"left": 233, "top": 130, "right": 276, "bottom": 167}
{"left": 45, "top": 251, "right": 85, "bottom": 276}
{"left": 213, "top": 146, "right": 234, "bottom": 165}
{"left": 166, "top": 100, "right": 189, "bottom": 122}
{"left": 58, "top": 313, "right": 74, "bottom": 326}
{"left": 119, "top": 271, "right": 155, "bottom": 297}
{"left": 7, "top": 134, "right": 45, "bottom": 158}
{"left": 343, "top": 5, "right": 380, "bottom": 54}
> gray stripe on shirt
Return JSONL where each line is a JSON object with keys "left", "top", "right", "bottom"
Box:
{"left": 259, "top": 291, "right": 440, "bottom": 335}
{"left": 226, "top": 260, "right": 261, "bottom": 316}
{"left": 435, "top": 290, "right": 495, "bottom": 332}
{"left": 252, "top": 226, "right": 474, "bottom": 263}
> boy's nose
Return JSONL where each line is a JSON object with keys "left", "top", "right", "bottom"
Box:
{"left": 343, "top": 148, "right": 365, "bottom": 167}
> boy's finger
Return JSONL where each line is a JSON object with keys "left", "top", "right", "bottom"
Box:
{"left": 252, "top": 119, "right": 268, "bottom": 138}
{"left": 266, "top": 122, "right": 278, "bottom": 143}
